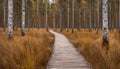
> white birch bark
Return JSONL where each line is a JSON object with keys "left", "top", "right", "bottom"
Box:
{"left": 22, "top": 0, "right": 25, "bottom": 35}
{"left": 3, "top": 0, "right": 6, "bottom": 31}
{"left": 102, "top": 0, "right": 108, "bottom": 41}
{"left": 8, "top": 0, "right": 13, "bottom": 38}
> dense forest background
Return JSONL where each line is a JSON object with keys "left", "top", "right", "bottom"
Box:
{"left": 0, "top": 0, "right": 119, "bottom": 29}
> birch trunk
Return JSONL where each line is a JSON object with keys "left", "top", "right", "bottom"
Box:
{"left": 22, "top": 0, "right": 25, "bottom": 36}
{"left": 102, "top": 0, "right": 109, "bottom": 44}
{"left": 8, "top": 0, "right": 13, "bottom": 38}
{"left": 3, "top": 0, "right": 6, "bottom": 31}
{"left": 46, "top": 0, "right": 48, "bottom": 31}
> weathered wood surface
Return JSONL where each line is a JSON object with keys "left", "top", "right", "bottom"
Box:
{"left": 47, "top": 30, "right": 92, "bottom": 69}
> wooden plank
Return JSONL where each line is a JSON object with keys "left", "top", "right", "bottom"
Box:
{"left": 47, "top": 30, "right": 92, "bottom": 69}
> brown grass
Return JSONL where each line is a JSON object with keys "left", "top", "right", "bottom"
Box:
{"left": 57, "top": 29, "right": 120, "bottom": 69}
{"left": 0, "top": 28, "right": 54, "bottom": 69}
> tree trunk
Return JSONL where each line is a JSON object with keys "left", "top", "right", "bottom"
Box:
{"left": 8, "top": 0, "right": 13, "bottom": 38}
{"left": 37, "top": 0, "right": 40, "bottom": 29}
{"left": 67, "top": 0, "right": 70, "bottom": 30}
{"left": 59, "top": 0, "right": 62, "bottom": 32}
{"left": 46, "top": 0, "right": 48, "bottom": 31}
{"left": 119, "top": 0, "right": 120, "bottom": 37}
{"left": 97, "top": 1, "right": 100, "bottom": 30}
{"left": 27, "top": 1, "right": 31, "bottom": 31}
{"left": 21, "top": 0, "right": 25, "bottom": 36}
{"left": 89, "top": 0, "right": 92, "bottom": 31}
{"left": 102, "top": 0, "right": 109, "bottom": 46}
{"left": 72, "top": 0, "right": 74, "bottom": 33}
{"left": 3, "top": 0, "right": 6, "bottom": 31}
{"left": 53, "top": 13, "right": 56, "bottom": 29}
{"left": 78, "top": 9, "right": 81, "bottom": 31}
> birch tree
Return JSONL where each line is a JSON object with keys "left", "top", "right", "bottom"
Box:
{"left": 102, "top": 0, "right": 109, "bottom": 45}
{"left": 8, "top": 0, "right": 13, "bottom": 38}
{"left": 3, "top": 0, "right": 6, "bottom": 31}
{"left": 21, "top": 0, "right": 25, "bottom": 36}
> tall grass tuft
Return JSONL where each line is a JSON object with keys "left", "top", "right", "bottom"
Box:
{"left": 59, "top": 29, "right": 120, "bottom": 69}
{"left": 0, "top": 28, "right": 54, "bottom": 69}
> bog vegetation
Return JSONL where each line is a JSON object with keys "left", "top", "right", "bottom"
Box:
{"left": 58, "top": 29, "right": 120, "bottom": 69}
{"left": 0, "top": 29, "right": 54, "bottom": 69}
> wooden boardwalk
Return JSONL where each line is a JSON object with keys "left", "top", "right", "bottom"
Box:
{"left": 47, "top": 30, "right": 92, "bottom": 69}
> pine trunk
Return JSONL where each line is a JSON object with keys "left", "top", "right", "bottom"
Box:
{"left": 37, "top": 0, "right": 40, "bottom": 29}
{"left": 46, "top": 0, "right": 48, "bottom": 31}
{"left": 67, "top": 0, "right": 70, "bottom": 29}
{"left": 53, "top": 13, "right": 56, "bottom": 28}
{"left": 72, "top": 0, "right": 74, "bottom": 33}
{"left": 3, "top": 0, "right": 6, "bottom": 31}
{"left": 89, "top": 1, "right": 92, "bottom": 31}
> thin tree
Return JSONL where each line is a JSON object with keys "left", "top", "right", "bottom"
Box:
{"left": 46, "top": 0, "right": 48, "bottom": 31}
{"left": 21, "top": 0, "right": 25, "bottom": 36}
{"left": 102, "top": 0, "right": 109, "bottom": 46}
{"left": 27, "top": 0, "right": 31, "bottom": 31}
{"left": 87, "top": 0, "right": 92, "bottom": 31}
{"left": 8, "top": 0, "right": 13, "bottom": 38}
{"left": 72, "top": 0, "right": 75, "bottom": 33}
{"left": 59, "top": 0, "right": 62, "bottom": 32}
{"left": 3, "top": 0, "right": 6, "bottom": 31}
{"left": 119, "top": 0, "right": 120, "bottom": 36}
{"left": 36, "top": 0, "right": 40, "bottom": 29}
{"left": 52, "top": 2, "right": 56, "bottom": 29}
{"left": 76, "top": 0, "right": 82, "bottom": 31}
{"left": 67, "top": 0, "right": 70, "bottom": 30}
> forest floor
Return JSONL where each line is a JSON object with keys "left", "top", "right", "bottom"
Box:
{"left": 0, "top": 28, "right": 54, "bottom": 69}
{"left": 56, "top": 29, "right": 120, "bottom": 69}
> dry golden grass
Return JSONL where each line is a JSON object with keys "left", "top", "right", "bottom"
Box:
{"left": 57, "top": 29, "right": 120, "bottom": 69}
{"left": 0, "top": 28, "right": 54, "bottom": 69}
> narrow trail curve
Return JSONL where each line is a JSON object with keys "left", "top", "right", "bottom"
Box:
{"left": 47, "top": 30, "right": 92, "bottom": 69}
